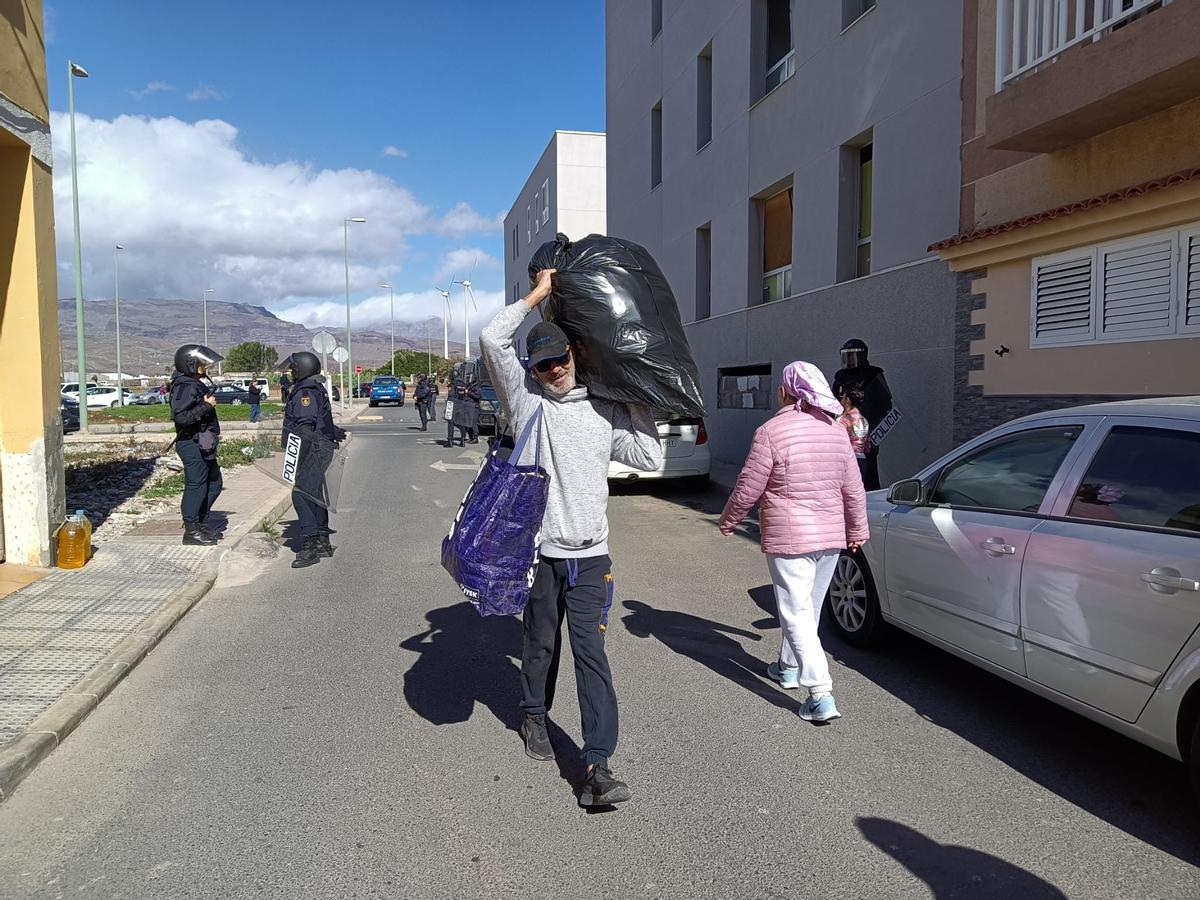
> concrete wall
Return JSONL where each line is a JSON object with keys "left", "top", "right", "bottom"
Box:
{"left": 606, "top": 0, "right": 963, "bottom": 479}
{"left": 686, "top": 259, "right": 957, "bottom": 484}
{"left": 0, "top": 0, "right": 49, "bottom": 122}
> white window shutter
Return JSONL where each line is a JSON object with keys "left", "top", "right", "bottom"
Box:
{"left": 1031, "top": 253, "right": 1093, "bottom": 345}
{"left": 1182, "top": 230, "right": 1200, "bottom": 334}
{"left": 1099, "top": 237, "right": 1175, "bottom": 338}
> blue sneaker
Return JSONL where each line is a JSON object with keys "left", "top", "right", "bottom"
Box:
{"left": 798, "top": 694, "right": 841, "bottom": 722}
{"left": 767, "top": 661, "right": 800, "bottom": 689}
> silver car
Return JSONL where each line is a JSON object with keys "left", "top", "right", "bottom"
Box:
{"left": 826, "top": 398, "right": 1200, "bottom": 797}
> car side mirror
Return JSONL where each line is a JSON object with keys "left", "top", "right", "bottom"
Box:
{"left": 887, "top": 478, "right": 926, "bottom": 506}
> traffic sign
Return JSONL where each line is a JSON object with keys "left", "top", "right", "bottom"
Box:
{"left": 331, "top": 347, "right": 349, "bottom": 363}
{"left": 355, "top": 365, "right": 363, "bottom": 374}
{"left": 311, "top": 331, "right": 337, "bottom": 354}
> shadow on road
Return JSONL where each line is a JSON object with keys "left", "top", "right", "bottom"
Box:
{"left": 621, "top": 599, "right": 793, "bottom": 712}
{"left": 608, "top": 476, "right": 761, "bottom": 545}
{"left": 857, "top": 817, "right": 1067, "bottom": 899}
{"left": 399, "top": 603, "right": 588, "bottom": 799}
{"left": 829, "top": 626, "right": 1200, "bottom": 866}
{"left": 748, "top": 583, "right": 778, "bottom": 630}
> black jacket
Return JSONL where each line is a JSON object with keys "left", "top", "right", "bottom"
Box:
{"left": 833, "top": 364, "right": 892, "bottom": 432}
{"left": 170, "top": 372, "right": 220, "bottom": 442}
{"left": 284, "top": 376, "right": 345, "bottom": 444}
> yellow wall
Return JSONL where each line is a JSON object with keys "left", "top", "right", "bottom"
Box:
{"left": 0, "top": 0, "right": 50, "bottom": 123}
{"left": 944, "top": 182, "right": 1200, "bottom": 397}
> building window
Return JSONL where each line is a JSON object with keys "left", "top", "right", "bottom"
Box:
{"left": 534, "top": 191, "right": 541, "bottom": 234}
{"left": 651, "top": 0, "right": 662, "bottom": 41}
{"left": 696, "top": 224, "right": 712, "bottom": 321}
{"left": 717, "top": 364, "right": 772, "bottom": 410}
{"left": 842, "top": 0, "right": 876, "bottom": 30}
{"left": 697, "top": 43, "right": 713, "bottom": 150}
{"left": 526, "top": 205, "right": 532, "bottom": 244}
{"left": 651, "top": 101, "right": 663, "bottom": 190}
{"left": 760, "top": 186, "right": 793, "bottom": 304}
{"left": 1029, "top": 222, "right": 1200, "bottom": 348}
{"left": 511, "top": 226, "right": 518, "bottom": 260}
{"left": 542, "top": 179, "right": 550, "bottom": 225}
{"left": 764, "top": 0, "right": 795, "bottom": 95}
{"left": 856, "top": 143, "right": 873, "bottom": 278}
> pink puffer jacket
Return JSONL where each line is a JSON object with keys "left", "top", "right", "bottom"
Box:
{"left": 719, "top": 406, "right": 869, "bottom": 555}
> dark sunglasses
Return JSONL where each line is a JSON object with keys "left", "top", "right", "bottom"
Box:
{"left": 533, "top": 352, "right": 571, "bottom": 374}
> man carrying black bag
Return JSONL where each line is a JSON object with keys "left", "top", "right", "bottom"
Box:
{"left": 280, "top": 352, "right": 346, "bottom": 569}
{"left": 480, "top": 268, "right": 662, "bottom": 808}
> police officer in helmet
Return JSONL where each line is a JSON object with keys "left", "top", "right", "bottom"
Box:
{"left": 280, "top": 351, "right": 347, "bottom": 568}
{"left": 170, "top": 344, "right": 224, "bottom": 545}
{"left": 832, "top": 338, "right": 892, "bottom": 491}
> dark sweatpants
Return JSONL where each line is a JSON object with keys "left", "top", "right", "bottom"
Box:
{"left": 520, "top": 555, "right": 617, "bottom": 766}
{"left": 177, "top": 438, "right": 222, "bottom": 524}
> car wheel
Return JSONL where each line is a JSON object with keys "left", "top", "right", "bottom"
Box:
{"left": 369, "top": 400, "right": 377, "bottom": 407}
{"left": 1188, "top": 715, "right": 1200, "bottom": 808}
{"left": 232, "top": 398, "right": 243, "bottom": 406}
{"left": 826, "top": 550, "right": 883, "bottom": 647}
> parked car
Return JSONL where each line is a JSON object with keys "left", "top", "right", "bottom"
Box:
{"left": 368, "top": 375, "right": 405, "bottom": 407}
{"left": 825, "top": 398, "right": 1200, "bottom": 797}
{"left": 478, "top": 384, "right": 502, "bottom": 435}
{"left": 60, "top": 396, "right": 80, "bottom": 432}
{"left": 210, "top": 383, "right": 253, "bottom": 405}
{"left": 608, "top": 417, "right": 710, "bottom": 484}
{"left": 71, "top": 385, "right": 132, "bottom": 408}
{"left": 131, "top": 386, "right": 169, "bottom": 405}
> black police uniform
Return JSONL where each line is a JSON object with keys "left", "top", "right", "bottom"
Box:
{"left": 833, "top": 361, "right": 892, "bottom": 492}
{"left": 283, "top": 375, "right": 345, "bottom": 539}
{"left": 170, "top": 371, "right": 223, "bottom": 525}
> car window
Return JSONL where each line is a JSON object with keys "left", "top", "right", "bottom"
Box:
{"left": 1068, "top": 426, "right": 1200, "bottom": 535}
{"left": 931, "top": 426, "right": 1082, "bottom": 513}
{"left": 373, "top": 377, "right": 399, "bottom": 385}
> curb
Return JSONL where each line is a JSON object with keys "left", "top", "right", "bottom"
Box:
{"left": 0, "top": 485, "right": 293, "bottom": 803}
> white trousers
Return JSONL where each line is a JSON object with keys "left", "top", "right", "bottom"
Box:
{"left": 767, "top": 550, "right": 840, "bottom": 696}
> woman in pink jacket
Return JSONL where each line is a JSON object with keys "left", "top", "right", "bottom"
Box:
{"left": 719, "top": 361, "right": 869, "bottom": 722}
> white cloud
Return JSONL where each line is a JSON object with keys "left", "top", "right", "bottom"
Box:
{"left": 381, "top": 145, "right": 408, "bottom": 158}
{"left": 44, "top": 5, "right": 58, "bottom": 43}
{"left": 434, "top": 248, "right": 500, "bottom": 284}
{"left": 125, "top": 81, "right": 175, "bottom": 101}
{"left": 187, "top": 85, "right": 225, "bottom": 102}
{"left": 437, "top": 202, "right": 502, "bottom": 238}
{"left": 275, "top": 287, "right": 506, "bottom": 340}
{"left": 52, "top": 112, "right": 432, "bottom": 311}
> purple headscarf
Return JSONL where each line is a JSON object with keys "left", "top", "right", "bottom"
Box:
{"left": 781, "top": 361, "right": 842, "bottom": 418}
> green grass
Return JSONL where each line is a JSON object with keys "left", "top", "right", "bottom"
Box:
{"left": 90, "top": 403, "right": 283, "bottom": 424}
{"left": 135, "top": 436, "right": 280, "bottom": 500}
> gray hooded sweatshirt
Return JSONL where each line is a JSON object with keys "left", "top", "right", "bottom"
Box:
{"left": 480, "top": 302, "right": 662, "bottom": 559}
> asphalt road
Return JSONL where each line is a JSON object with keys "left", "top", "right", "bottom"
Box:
{"left": 0, "top": 401, "right": 1197, "bottom": 898}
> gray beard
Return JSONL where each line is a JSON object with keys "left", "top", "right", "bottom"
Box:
{"left": 543, "top": 373, "right": 577, "bottom": 397}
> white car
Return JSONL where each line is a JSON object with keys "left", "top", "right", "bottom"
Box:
{"left": 70, "top": 385, "right": 131, "bottom": 408}
{"left": 609, "top": 416, "right": 710, "bottom": 483}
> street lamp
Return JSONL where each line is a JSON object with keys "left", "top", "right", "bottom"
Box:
{"left": 343, "top": 216, "right": 366, "bottom": 397}
{"left": 68, "top": 59, "right": 90, "bottom": 429}
{"left": 113, "top": 244, "right": 124, "bottom": 405}
{"left": 202, "top": 288, "right": 214, "bottom": 349}
{"left": 381, "top": 282, "right": 394, "bottom": 375}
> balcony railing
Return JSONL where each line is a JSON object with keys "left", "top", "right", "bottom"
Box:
{"left": 996, "top": 0, "right": 1175, "bottom": 90}
{"left": 764, "top": 49, "right": 796, "bottom": 95}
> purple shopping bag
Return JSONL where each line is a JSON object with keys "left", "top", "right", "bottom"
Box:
{"left": 441, "top": 408, "right": 549, "bottom": 616}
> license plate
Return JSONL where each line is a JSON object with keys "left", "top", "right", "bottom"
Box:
{"left": 663, "top": 438, "right": 679, "bottom": 448}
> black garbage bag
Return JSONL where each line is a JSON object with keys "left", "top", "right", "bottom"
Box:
{"left": 528, "top": 233, "right": 706, "bottom": 418}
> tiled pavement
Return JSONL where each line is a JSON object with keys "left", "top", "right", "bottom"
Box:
{"left": 0, "top": 543, "right": 212, "bottom": 745}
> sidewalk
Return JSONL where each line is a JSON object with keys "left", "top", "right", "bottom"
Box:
{"left": 0, "top": 451, "right": 301, "bottom": 802}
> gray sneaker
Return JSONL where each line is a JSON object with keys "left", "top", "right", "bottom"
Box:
{"left": 519, "top": 714, "right": 554, "bottom": 761}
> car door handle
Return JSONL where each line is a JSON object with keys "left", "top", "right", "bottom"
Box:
{"left": 1141, "top": 568, "right": 1200, "bottom": 594}
{"left": 981, "top": 538, "right": 1016, "bottom": 556}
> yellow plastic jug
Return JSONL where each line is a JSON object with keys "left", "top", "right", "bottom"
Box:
{"left": 57, "top": 515, "right": 88, "bottom": 569}
{"left": 74, "top": 509, "right": 93, "bottom": 560}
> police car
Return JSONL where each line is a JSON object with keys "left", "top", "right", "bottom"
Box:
{"left": 369, "top": 375, "right": 405, "bottom": 407}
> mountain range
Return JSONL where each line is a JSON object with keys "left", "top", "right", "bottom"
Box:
{"left": 56, "top": 298, "right": 463, "bottom": 376}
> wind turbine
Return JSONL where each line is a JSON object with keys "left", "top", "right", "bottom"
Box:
{"left": 452, "top": 257, "right": 479, "bottom": 359}
{"left": 435, "top": 285, "right": 453, "bottom": 359}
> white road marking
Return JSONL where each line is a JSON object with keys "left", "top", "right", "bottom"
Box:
{"left": 430, "top": 459, "right": 478, "bottom": 472}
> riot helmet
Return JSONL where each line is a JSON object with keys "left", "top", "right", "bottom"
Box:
{"left": 280, "top": 351, "right": 321, "bottom": 381}
{"left": 174, "top": 344, "right": 223, "bottom": 376}
{"left": 840, "top": 338, "right": 869, "bottom": 370}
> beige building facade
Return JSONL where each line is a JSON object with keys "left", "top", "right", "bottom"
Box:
{"left": 1, "top": 0, "right": 66, "bottom": 564}
{"left": 936, "top": 0, "right": 1200, "bottom": 441}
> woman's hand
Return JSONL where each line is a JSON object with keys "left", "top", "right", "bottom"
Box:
{"left": 848, "top": 541, "right": 864, "bottom": 552}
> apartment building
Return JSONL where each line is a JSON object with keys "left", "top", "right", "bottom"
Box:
{"left": 606, "top": 0, "right": 964, "bottom": 481}
{"left": 1, "top": 0, "right": 65, "bottom": 565}
{"left": 503, "top": 130, "right": 607, "bottom": 338}
{"left": 934, "top": 0, "right": 1200, "bottom": 441}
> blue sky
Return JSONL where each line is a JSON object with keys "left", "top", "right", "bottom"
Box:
{"left": 44, "top": 0, "right": 605, "bottom": 332}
